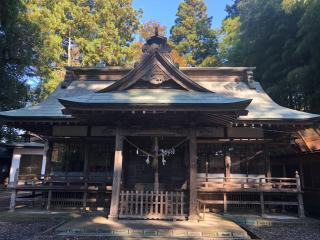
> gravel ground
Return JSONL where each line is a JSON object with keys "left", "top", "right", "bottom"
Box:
{"left": 248, "top": 224, "right": 320, "bottom": 240}
{"left": 0, "top": 220, "right": 60, "bottom": 240}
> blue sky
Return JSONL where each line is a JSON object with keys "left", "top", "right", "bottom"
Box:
{"left": 132, "top": 0, "right": 233, "bottom": 35}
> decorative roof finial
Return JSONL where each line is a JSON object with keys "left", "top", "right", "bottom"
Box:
{"left": 155, "top": 26, "right": 159, "bottom": 36}
{"left": 140, "top": 26, "right": 172, "bottom": 61}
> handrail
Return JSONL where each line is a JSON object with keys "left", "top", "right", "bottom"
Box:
{"left": 13, "top": 174, "right": 112, "bottom": 188}
{"left": 198, "top": 176, "right": 296, "bottom": 181}
{"left": 197, "top": 172, "right": 301, "bottom": 192}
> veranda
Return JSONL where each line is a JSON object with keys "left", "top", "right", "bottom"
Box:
{"left": 9, "top": 127, "right": 305, "bottom": 220}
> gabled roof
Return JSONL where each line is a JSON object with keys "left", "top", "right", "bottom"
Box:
{"left": 57, "top": 35, "right": 252, "bottom": 119}
{"left": 97, "top": 51, "right": 210, "bottom": 92}
{"left": 97, "top": 33, "right": 209, "bottom": 93}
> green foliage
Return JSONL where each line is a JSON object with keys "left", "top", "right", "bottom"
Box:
{"left": 220, "top": 0, "right": 320, "bottom": 113}
{"left": 235, "top": 0, "right": 302, "bottom": 102}
{"left": 23, "top": 0, "right": 141, "bottom": 98}
{"left": 219, "top": 16, "right": 241, "bottom": 64}
{"left": 170, "top": 0, "right": 219, "bottom": 66}
{"left": 0, "top": 0, "right": 35, "bottom": 141}
{"left": 295, "top": 0, "right": 320, "bottom": 112}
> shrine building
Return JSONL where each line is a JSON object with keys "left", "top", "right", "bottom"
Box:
{"left": 1, "top": 33, "right": 320, "bottom": 220}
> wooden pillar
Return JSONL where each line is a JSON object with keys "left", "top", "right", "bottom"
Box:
{"left": 44, "top": 141, "right": 53, "bottom": 179}
{"left": 299, "top": 162, "right": 304, "bottom": 188}
{"left": 225, "top": 153, "right": 231, "bottom": 181}
{"left": 223, "top": 192, "right": 227, "bottom": 214}
{"left": 82, "top": 143, "right": 89, "bottom": 211}
{"left": 260, "top": 192, "right": 265, "bottom": 216}
{"left": 264, "top": 146, "right": 271, "bottom": 179}
{"left": 9, "top": 169, "right": 19, "bottom": 211}
{"left": 9, "top": 189, "right": 17, "bottom": 212}
{"left": 46, "top": 181, "right": 52, "bottom": 210}
{"left": 108, "top": 129, "right": 124, "bottom": 220}
{"left": 296, "top": 171, "right": 305, "bottom": 218}
{"left": 188, "top": 129, "right": 198, "bottom": 220}
{"left": 84, "top": 142, "right": 89, "bottom": 178}
{"left": 282, "top": 164, "right": 287, "bottom": 177}
{"left": 153, "top": 136, "right": 159, "bottom": 192}
{"left": 45, "top": 139, "right": 53, "bottom": 210}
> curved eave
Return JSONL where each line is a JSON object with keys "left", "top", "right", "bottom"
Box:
{"left": 235, "top": 116, "right": 320, "bottom": 126}
{"left": 58, "top": 98, "right": 252, "bottom": 114}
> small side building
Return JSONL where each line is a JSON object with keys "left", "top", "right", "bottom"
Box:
{"left": 0, "top": 134, "right": 44, "bottom": 187}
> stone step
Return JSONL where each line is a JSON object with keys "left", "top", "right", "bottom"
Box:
{"left": 57, "top": 229, "right": 249, "bottom": 239}
{"left": 55, "top": 214, "right": 251, "bottom": 239}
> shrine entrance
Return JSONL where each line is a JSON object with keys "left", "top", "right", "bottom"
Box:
{"left": 119, "top": 136, "right": 189, "bottom": 219}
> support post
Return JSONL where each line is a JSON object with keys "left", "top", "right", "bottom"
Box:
{"left": 46, "top": 181, "right": 52, "bottom": 210}
{"left": 264, "top": 146, "right": 271, "bottom": 179}
{"left": 296, "top": 171, "right": 305, "bottom": 218}
{"left": 205, "top": 160, "right": 208, "bottom": 182}
{"left": 260, "top": 192, "right": 265, "bottom": 216}
{"left": 282, "top": 164, "right": 287, "bottom": 177}
{"left": 44, "top": 140, "right": 53, "bottom": 179}
{"left": 223, "top": 192, "right": 227, "bottom": 214}
{"left": 188, "top": 129, "right": 198, "bottom": 220}
{"left": 299, "top": 162, "right": 304, "bottom": 188}
{"left": 108, "top": 129, "right": 124, "bottom": 220}
{"left": 83, "top": 142, "right": 89, "bottom": 178}
{"left": 153, "top": 136, "right": 159, "bottom": 192}
{"left": 9, "top": 169, "right": 19, "bottom": 211}
{"left": 225, "top": 153, "right": 231, "bottom": 181}
{"left": 82, "top": 179, "right": 88, "bottom": 211}
{"left": 82, "top": 142, "right": 89, "bottom": 211}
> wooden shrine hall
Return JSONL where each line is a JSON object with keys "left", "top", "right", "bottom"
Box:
{"left": 1, "top": 32, "right": 320, "bottom": 220}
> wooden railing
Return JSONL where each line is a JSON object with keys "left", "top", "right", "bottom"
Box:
{"left": 197, "top": 172, "right": 305, "bottom": 218}
{"left": 197, "top": 176, "right": 300, "bottom": 192}
{"left": 119, "top": 190, "right": 186, "bottom": 220}
{"left": 9, "top": 172, "right": 112, "bottom": 211}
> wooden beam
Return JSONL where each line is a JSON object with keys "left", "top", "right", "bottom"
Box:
{"left": 108, "top": 129, "right": 124, "bottom": 220}
{"left": 188, "top": 129, "right": 198, "bottom": 220}
{"left": 122, "top": 128, "right": 188, "bottom": 136}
